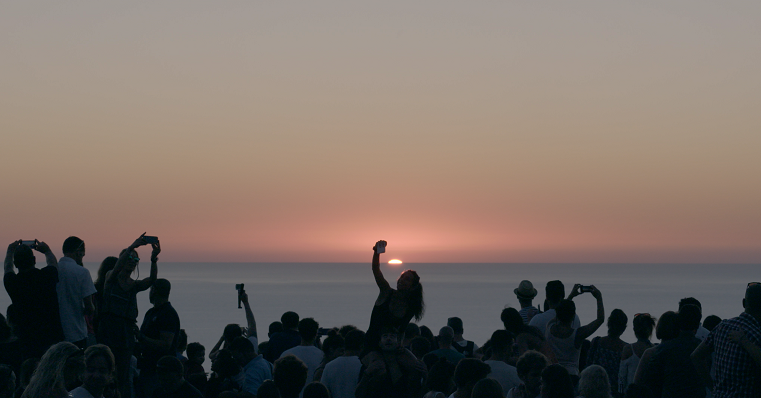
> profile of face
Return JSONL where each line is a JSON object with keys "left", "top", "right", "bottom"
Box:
{"left": 74, "top": 244, "right": 86, "bottom": 266}
{"left": 397, "top": 271, "right": 416, "bottom": 291}
{"left": 191, "top": 350, "right": 205, "bottom": 365}
{"left": 380, "top": 332, "right": 400, "bottom": 351}
{"left": 125, "top": 251, "right": 139, "bottom": 273}
{"left": 83, "top": 355, "right": 111, "bottom": 393}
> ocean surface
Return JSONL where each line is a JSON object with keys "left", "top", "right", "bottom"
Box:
{"left": 1, "top": 262, "right": 757, "bottom": 371}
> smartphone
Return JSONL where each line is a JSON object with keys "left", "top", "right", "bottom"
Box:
{"left": 21, "top": 240, "right": 37, "bottom": 248}
{"left": 376, "top": 241, "right": 386, "bottom": 254}
{"left": 143, "top": 236, "right": 159, "bottom": 244}
{"left": 580, "top": 285, "right": 594, "bottom": 293}
{"left": 235, "top": 284, "right": 245, "bottom": 308}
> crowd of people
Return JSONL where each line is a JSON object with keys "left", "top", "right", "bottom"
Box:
{"left": 1, "top": 237, "right": 760, "bottom": 398}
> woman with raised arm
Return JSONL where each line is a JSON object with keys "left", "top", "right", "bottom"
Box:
{"left": 365, "top": 240, "right": 425, "bottom": 354}
{"left": 545, "top": 285, "right": 605, "bottom": 377}
{"left": 96, "top": 233, "right": 160, "bottom": 398}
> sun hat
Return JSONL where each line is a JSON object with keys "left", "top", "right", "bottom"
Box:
{"left": 514, "top": 280, "right": 538, "bottom": 299}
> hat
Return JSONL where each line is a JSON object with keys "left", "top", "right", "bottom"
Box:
{"left": 514, "top": 280, "right": 537, "bottom": 299}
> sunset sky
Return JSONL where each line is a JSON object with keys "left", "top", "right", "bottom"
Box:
{"left": 2, "top": 1, "right": 760, "bottom": 263}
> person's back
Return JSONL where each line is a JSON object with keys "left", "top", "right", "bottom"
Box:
{"left": 280, "top": 318, "right": 323, "bottom": 386}
{"left": 56, "top": 237, "right": 96, "bottom": 346}
{"left": 3, "top": 241, "right": 64, "bottom": 358}
{"left": 265, "top": 311, "right": 301, "bottom": 363}
{"left": 528, "top": 281, "right": 580, "bottom": 336}
{"left": 319, "top": 329, "right": 364, "bottom": 398}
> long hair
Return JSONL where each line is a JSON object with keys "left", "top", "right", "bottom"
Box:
{"left": 22, "top": 342, "right": 80, "bottom": 398}
{"left": 578, "top": 365, "right": 612, "bottom": 398}
{"left": 95, "top": 256, "right": 119, "bottom": 292}
{"left": 402, "top": 270, "right": 425, "bottom": 321}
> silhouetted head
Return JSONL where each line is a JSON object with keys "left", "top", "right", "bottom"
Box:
{"left": 633, "top": 313, "right": 656, "bottom": 341}
{"left": 702, "top": 315, "right": 722, "bottom": 331}
{"left": 187, "top": 342, "right": 205, "bottom": 365}
{"left": 607, "top": 309, "right": 628, "bottom": 337}
{"left": 95, "top": 256, "right": 119, "bottom": 290}
{"left": 269, "top": 321, "right": 284, "bottom": 337}
{"left": 578, "top": 365, "right": 611, "bottom": 398}
{"left": 82, "top": 345, "right": 115, "bottom": 394}
{"left": 298, "top": 318, "right": 319, "bottom": 343}
{"left": 321, "top": 333, "right": 344, "bottom": 358}
{"left": 540, "top": 364, "right": 574, "bottom": 398}
{"left": 274, "top": 355, "right": 308, "bottom": 398}
{"left": 500, "top": 307, "right": 523, "bottom": 333}
{"left": 405, "top": 323, "right": 421, "bottom": 339}
{"left": 156, "top": 356, "right": 184, "bottom": 390}
{"left": 281, "top": 311, "right": 299, "bottom": 330}
{"left": 224, "top": 324, "right": 243, "bottom": 345}
{"left": 437, "top": 326, "right": 454, "bottom": 347}
{"left": 555, "top": 299, "right": 576, "bottom": 324}
{"left": 344, "top": 329, "right": 365, "bottom": 353}
{"left": 426, "top": 357, "right": 456, "bottom": 394}
{"left": 302, "top": 382, "right": 330, "bottom": 398}
{"left": 472, "top": 378, "right": 503, "bottom": 398}
{"left": 678, "top": 304, "right": 702, "bottom": 332}
{"left": 119, "top": 248, "right": 140, "bottom": 274}
{"left": 409, "top": 336, "right": 430, "bottom": 359}
{"left": 453, "top": 358, "right": 491, "bottom": 391}
{"left": 62, "top": 236, "right": 85, "bottom": 265}
{"left": 149, "top": 278, "right": 171, "bottom": 304}
{"left": 13, "top": 245, "right": 35, "bottom": 270}
{"left": 655, "top": 311, "right": 679, "bottom": 341}
{"left": 516, "top": 350, "right": 549, "bottom": 395}
{"left": 489, "top": 330, "right": 515, "bottom": 355}
{"left": 211, "top": 349, "right": 240, "bottom": 377}
{"left": 398, "top": 270, "right": 425, "bottom": 321}
{"left": 379, "top": 326, "right": 400, "bottom": 352}
{"left": 679, "top": 297, "right": 702, "bottom": 311}
{"left": 545, "top": 280, "right": 566, "bottom": 306}
{"left": 745, "top": 284, "right": 761, "bottom": 316}
{"left": 447, "top": 317, "right": 464, "bottom": 335}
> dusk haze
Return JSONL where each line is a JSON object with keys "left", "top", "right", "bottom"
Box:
{"left": 2, "top": 1, "right": 760, "bottom": 263}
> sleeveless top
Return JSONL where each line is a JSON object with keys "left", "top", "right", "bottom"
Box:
{"left": 545, "top": 320, "right": 581, "bottom": 375}
{"left": 618, "top": 344, "right": 641, "bottom": 393}
{"left": 586, "top": 336, "right": 622, "bottom": 391}
{"left": 365, "top": 293, "right": 414, "bottom": 352}
{"left": 101, "top": 278, "right": 138, "bottom": 321}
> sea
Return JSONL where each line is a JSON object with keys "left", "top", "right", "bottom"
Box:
{"left": 1, "top": 262, "right": 757, "bottom": 371}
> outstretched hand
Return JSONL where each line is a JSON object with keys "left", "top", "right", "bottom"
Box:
{"left": 568, "top": 284, "right": 582, "bottom": 299}
{"left": 34, "top": 241, "right": 52, "bottom": 254}
{"left": 373, "top": 240, "right": 387, "bottom": 254}
{"left": 590, "top": 285, "right": 602, "bottom": 299}
{"left": 131, "top": 233, "right": 148, "bottom": 249}
{"left": 6, "top": 240, "right": 21, "bottom": 255}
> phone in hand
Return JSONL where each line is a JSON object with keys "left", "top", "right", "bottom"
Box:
{"left": 21, "top": 240, "right": 37, "bottom": 248}
{"left": 235, "top": 284, "right": 245, "bottom": 308}
{"left": 376, "top": 241, "right": 386, "bottom": 254}
{"left": 580, "top": 285, "right": 594, "bottom": 293}
{"left": 144, "top": 236, "right": 159, "bottom": 244}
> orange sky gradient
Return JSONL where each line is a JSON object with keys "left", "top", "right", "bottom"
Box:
{"left": 1, "top": 1, "right": 760, "bottom": 263}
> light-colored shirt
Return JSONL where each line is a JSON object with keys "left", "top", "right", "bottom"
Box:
{"left": 281, "top": 345, "right": 324, "bottom": 384}
{"left": 70, "top": 386, "right": 98, "bottom": 398}
{"left": 485, "top": 360, "right": 521, "bottom": 396}
{"left": 528, "top": 309, "right": 580, "bottom": 336}
{"left": 242, "top": 354, "right": 272, "bottom": 395}
{"left": 320, "top": 355, "right": 362, "bottom": 398}
{"left": 57, "top": 257, "right": 96, "bottom": 342}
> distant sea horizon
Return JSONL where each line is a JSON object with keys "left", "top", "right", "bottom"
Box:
{"left": 2, "top": 262, "right": 757, "bottom": 372}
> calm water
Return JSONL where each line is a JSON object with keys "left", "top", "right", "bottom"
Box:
{"left": 1, "top": 262, "right": 757, "bottom": 370}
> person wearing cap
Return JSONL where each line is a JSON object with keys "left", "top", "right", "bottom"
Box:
{"left": 514, "top": 281, "right": 542, "bottom": 325}
{"left": 153, "top": 355, "right": 204, "bottom": 398}
{"left": 447, "top": 317, "right": 479, "bottom": 358}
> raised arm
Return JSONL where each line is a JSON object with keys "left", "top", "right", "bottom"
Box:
{"left": 133, "top": 241, "right": 160, "bottom": 292}
{"left": 107, "top": 234, "right": 148, "bottom": 285}
{"left": 372, "top": 240, "right": 391, "bottom": 291}
{"left": 34, "top": 241, "right": 58, "bottom": 269}
{"left": 4, "top": 241, "right": 20, "bottom": 274}
{"left": 576, "top": 286, "right": 605, "bottom": 345}
{"left": 242, "top": 291, "right": 257, "bottom": 339}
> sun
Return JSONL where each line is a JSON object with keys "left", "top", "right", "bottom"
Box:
{"left": 388, "top": 259, "right": 403, "bottom": 265}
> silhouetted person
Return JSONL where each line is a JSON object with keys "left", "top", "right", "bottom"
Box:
{"left": 702, "top": 315, "right": 721, "bottom": 332}
{"left": 206, "top": 349, "right": 244, "bottom": 398}
{"left": 21, "top": 341, "right": 85, "bottom": 398}
{"left": 639, "top": 305, "right": 704, "bottom": 398}
{"left": 545, "top": 285, "right": 604, "bottom": 376}
{"left": 136, "top": 279, "right": 180, "bottom": 398}
{"left": 506, "top": 350, "right": 549, "bottom": 398}
{"left": 153, "top": 356, "right": 203, "bottom": 398}
{"left": 448, "top": 318, "right": 478, "bottom": 358}
{"left": 280, "top": 318, "right": 323, "bottom": 388}
{"left": 425, "top": 326, "right": 464, "bottom": 366}
{"left": 577, "top": 364, "right": 612, "bottom": 398}
{"left": 210, "top": 289, "right": 260, "bottom": 364}
{"left": 484, "top": 330, "right": 521, "bottom": 394}
{"left": 97, "top": 234, "right": 160, "bottom": 398}
{"left": 692, "top": 283, "right": 761, "bottom": 397}
{"left": 4, "top": 240, "right": 64, "bottom": 359}
{"left": 184, "top": 342, "right": 207, "bottom": 393}
{"left": 92, "top": 256, "right": 118, "bottom": 336}
{"left": 679, "top": 297, "right": 710, "bottom": 340}
{"left": 57, "top": 236, "right": 96, "bottom": 348}
{"left": 365, "top": 240, "right": 424, "bottom": 354}
{"left": 273, "top": 355, "right": 308, "bottom": 398}
{"left": 529, "top": 281, "right": 580, "bottom": 336}
{"left": 230, "top": 336, "right": 272, "bottom": 395}
{"left": 265, "top": 311, "right": 301, "bottom": 363}
{"left": 619, "top": 313, "right": 655, "bottom": 395}
{"left": 539, "top": 364, "right": 574, "bottom": 398}
{"left": 586, "top": 308, "right": 627, "bottom": 393}
{"left": 501, "top": 307, "right": 555, "bottom": 362}
{"left": 356, "top": 326, "right": 426, "bottom": 398}
{"left": 514, "top": 280, "right": 541, "bottom": 325}
{"left": 450, "top": 358, "right": 491, "bottom": 398}
{"left": 69, "top": 344, "right": 115, "bottom": 398}
{"left": 319, "top": 329, "right": 364, "bottom": 398}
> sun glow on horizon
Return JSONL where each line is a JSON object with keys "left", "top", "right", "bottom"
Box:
{"left": 388, "top": 259, "right": 403, "bottom": 265}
